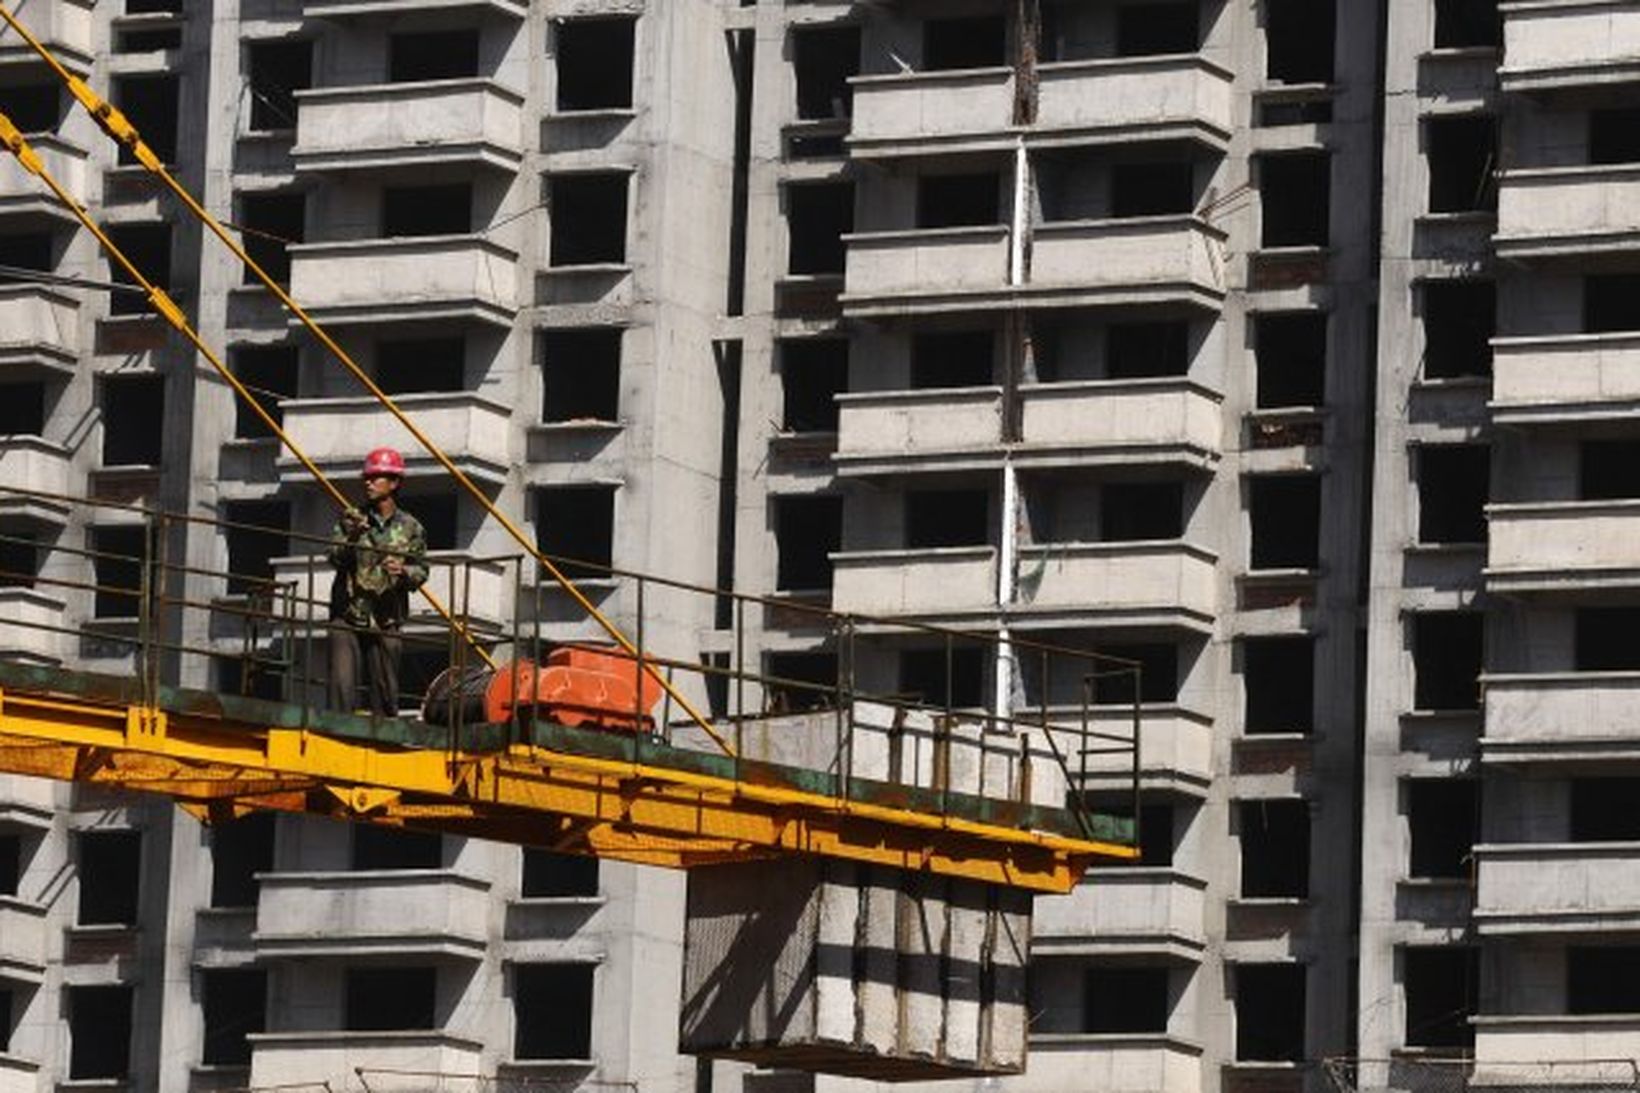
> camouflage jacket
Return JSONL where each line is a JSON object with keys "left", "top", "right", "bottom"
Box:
{"left": 327, "top": 506, "right": 429, "bottom": 630}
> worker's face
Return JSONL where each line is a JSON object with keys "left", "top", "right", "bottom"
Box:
{"left": 363, "top": 474, "right": 398, "bottom": 503}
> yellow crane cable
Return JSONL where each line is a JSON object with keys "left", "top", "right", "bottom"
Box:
{"left": 0, "top": 112, "right": 498, "bottom": 673}
{"left": 0, "top": 2, "right": 733, "bottom": 756}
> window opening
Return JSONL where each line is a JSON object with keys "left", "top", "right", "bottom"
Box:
{"left": 917, "top": 173, "right": 1002, "bottom": 229}
{"left": 90, "top": 525, "right": 152, "bottom": 620}
{"left": 0, "top": 380, "right": 45, "bottom": 435}
{"left": 1427, "top": 115, "right": 1497, "bottom": 213}
{"left": 786, "top": 182, "right": 853, "bottom": 275}
{"left": 1404, "top": 947, "right": 1477, "bottom": 1049}
{"left": 793, "top": 24, "right": 860, "bottom": 120}
{"left": 1407, "top": 779, "right": 1477, "bottom": 878}
{"left": 1264, "top": 0, "right": 1335, "bottom": 82}
{"left": 1102, "top": 482, "right": 1183, "bottom": 541}
{"left": 377, "top": 336, "right": 464, "bottom": 395}
{"left": 779, "top": 339, "right": 846, "bottom": 433}
{"left": 1421, "top": 280, "right": 1494, "bottom": 378}
{"left": 906, "top": 489, "right": 988, "bottom": 548}
{"left": 1242, "top": 635, "right": 1314, "bottom": 734}
{"left": 351, "top": 825, "right": 440, "bottom": 870}
{"left": 344, "top": 967, "right": 436, "bottom": 1030}
{"left": 101, "top": 374, "right": 165, "bottom": 465}
{"left": 541, "top": 328, "right": 621, "bottom": 423}
{"left": 106, "top": 223, "right": 171, "bottom": 316}
{"left": 1116, "top": 2, "right": 1198, "bottom": 55}
{"left": 0, "top": 84, "right": 58, "bottom": 132}
{"left": 1082, "top": 966, "right": 1169, "bottom": 1033}
{"left": 202, "top": 969, "right": 266, "bottom": 1066}
{"left": 232, "top": 345, "right": 297, "bottom": 440}
{"left": 535, "top": 487, "right": 616, "bottom": 579}
{"left": 550, "top": 174, "right": 630, "bottom": 266}
{"left": 1576, "top": 607, "right": 1640, "bottom": 671}
{"left": 239, "top": 191, "right": 304, "bottom": 287}
{"left": 222, "top": 499, "right": 290, "bottom": 597}
{"left": 900, "top": 647, "right": 986, "bottom": 709}
{"left": 514, "top": 964, "right": 594, "bottom": 1059}
{"left": 114, "top": 75, "right": 178, "bottom": 164}
{"left": 912, "top": 330, "right": 994, "bottom": 388}
{"left": 1258, "top": 153, "right": 1330, "bottom": 247}
{"left": 521, "top": 850, "right": 599, "bottom": 898}
{"left": 1417, "top": 445, "right": 1488, "bottom": 544}
{"left": 1254, "top": 312, "right": 1327, "bottom": 407}
{"left": 1586, "top": 274, "right": 1640, "bottom": 335}
{"left": 78, "top": 829, "right": 141, "bottom": 925}
{"left": 555, "top": 18, "right": 636, "bottom": 111}
{"left": 774, "top": 495, "right": 842, "bottom": 592}
{"left": 247, "top": 39, "right": 311, "bottom": 131}
{"left": 1412, "top": 612, "right": 1482, "bottom": 712}
{"left": 923, "top": 16, "right": 1006, "bottom": 70}
{"left": 765, "top": 651, "right": 839, "bottom": 713}
{"left": 382, "top": 184, "right": 471, "bottom": 238}
{"left": 209, "top": 811, "right": 275, "bottom": 908}
{"left": 1570, "top": 777, "right": 1640, "bottom": 842}
{"left": 1434, "top": 0, "right": 1500, "bottom": 49}
{"left": 1248, "top": 475, "right": 1321, "bottom": 569}
{"left": 1111, "top": 162, "right": 1195, "bottom": 218}
{"left": 1107, "top": 321, "right": 1189, "bottom": 379}
{"left": 69, "top": 986, "right": 133, "bottom": 1079}
{"left": 388, "top": 29, "right": 478, "bottom": 82}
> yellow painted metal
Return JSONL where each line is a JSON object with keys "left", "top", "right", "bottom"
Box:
{"left": 0, "top": 683, "right": 1134, "bottom": 892}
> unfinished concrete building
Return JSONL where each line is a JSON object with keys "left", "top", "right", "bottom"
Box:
{"left": 0, "top": 0, "right": 1629, "bottom": 1092}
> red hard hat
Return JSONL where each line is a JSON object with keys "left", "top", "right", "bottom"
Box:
{"left": 361, "top": 447, "right": 406, "bottom": 478}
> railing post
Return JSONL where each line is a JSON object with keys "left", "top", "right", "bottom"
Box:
{"left": 1131, "top": 665, "right": 1143, "bottom": 852}
{"left": 831, "top": 615, "right": 844, "bottom": 798}
{"left": 303, "top": 552, "right": 316, "bottom": 726}
{"left": 510, "top": 555, "right": 522, "bottom": 746}
{"left": 634, "top": 575, "right": 646, "bottom": 767}
{"left": 734, "top": 596, "right": 746, "bottom": 783}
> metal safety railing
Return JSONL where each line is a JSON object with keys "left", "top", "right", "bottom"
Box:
{"left": 0, "top": 483, "right": 1143, "bottom": 844}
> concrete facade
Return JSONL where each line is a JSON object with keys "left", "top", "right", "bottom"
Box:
{"left": 0, "top": 1, "right": 1625, "bottom": 1092}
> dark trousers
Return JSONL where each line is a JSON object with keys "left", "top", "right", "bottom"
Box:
{"left": 328, "top": 623, "right": 402, "bottom": 716}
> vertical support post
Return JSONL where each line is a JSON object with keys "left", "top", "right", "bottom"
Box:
{"left": 446, "top": 559, "right": 461, "bottom": 751}
{"left": 939, "top": 630, "right": 954, "bottom": 815}
{"left": 843, "top": 618, "right": 856, "bottom": 796}
{"left": 832, "top": 615, "right": 845, "bottom": 798}
{"left": 510, "top": 555, "right": 522, "bottom": 746}
{"left": 735, "top": 597, "right": 746, "bottom": 782}
{"left": 135, "top": 517, "right": 153, "bottom": 709}
{"left": 633, "top": 576, "right": 646, "bottom": 767}
{"left": 1131, "top": 666, "right": 1143, "bottom": 851}
{"left": 1018, "top": 731, "right": 1032, "bottom": 805}
{"left": 303, "top": 553, "right": 316, "bottom": 725}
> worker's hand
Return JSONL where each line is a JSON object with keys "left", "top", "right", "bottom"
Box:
{"left": 384, "top": 554, "right": 405, "bottom": 579}
{"left": 339, "top": 507, "right": 368, "bottom": 539}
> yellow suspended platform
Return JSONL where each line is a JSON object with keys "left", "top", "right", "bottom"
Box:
{"left": 0, "top": 662, "right": 1136, "bottom": 893}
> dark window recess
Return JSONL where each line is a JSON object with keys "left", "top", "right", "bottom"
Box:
{"left": 217, "top": 654, "right": 283, "bottom": 703}
{"left": 906, "top": 489, "right": 988, "bottom": 549}
{"left": 1248, "top": 475, "right": 1321, "bottom": 570}
{"left": 345, "top": 967, "right": 436, "bottom": 1031}
{"left": 774, "top": 494, "right": 842, "bottom": 592}
{"left": 388, "top": 29, "right": 478, "bottom": 82}
{"left": 550, "top": 173, "right": 629, "bottom": 266}
{"left": 382, "top": 183, "right": 471, "bottom": 238}
{"left": 1405, "top": 947, "right": 1478, "bottom": 1049}
{"left": 1586, "top": 274, "right": 1640, "bottom": 335}
{"left": 1417, "top": 445, "right": 1489, "bottom": 544}
{"left": 247, "top": 39, "right": 311, "bottom": 131}
{"left": 521, "top": 849, "right": 599, "bottom": 898}
{"left": 1255, "top": 312, "right": 1327, "bottom": 407}
{"left": 125, "top": 0, "right": 181, "bottom": 12}
{"left": 1422, "top": 280, "right": 1495, "bottom": 378}
{"left": 515, "top": 964, "right": 594, "bottom": 1059}
{"left": 102, "top": 374, "right": 165, "bottom": 466}
{"left": 1259, "top": 153, "right": 1330, "bottom": 247}
{"left": 0, "top": 232, "right": 52, "bottom": 281}
{"left": 1243, "top": 636, "right": 1315, "bottom": 735}
{"left": 1264, "top": 0, "right": 1335, "bottom": 82}
{"left": 116, "top": 24, "right": 181, "bottom": 52}
{"left": 900, "top": 646, "right": 986, "bottom": 709}
{"left": 0, "top": 84, "right": 59, "bottom": 132}
{"left": 1083, "top": 967, "right": 1169, "bottom": 1034}
{"left": 1434, "top": 0, "right": 1500, "bottom": 49}
{"left": 912, "top": 330, "right": 993, "bottom": 388}
{"left": 0, "top": 532, "right": 37, "bottom": 590}
{"left": 0, "top": 381, "right": 45, "bottom": 435}
{"left": 787, "top": 130, "right": 847, "bottom": 160}
{"left": 541, "top": 328, "right": 621, "bottom": 423}
{"left": 1115, "top": 2, "right": 1198, "bottom": 55}
{"left": 232, "top": 345, "right": 297, "bottom": 440}
{"left": 917, "top": 173, "right": 1001, "bottom": 229}
{"left": 377, "top": 335, "right": 464, "bottom": 395}
{"left": 1590, "top": 108, "right": 1640, "bottom": 166}
{"left": 106, "top": 223, "right": 171, "bottom": 316}
{"left": 1568, "top": 947, "right": 1640, "bottom": 1015}
{"left": 535, "top": 487, "right": 616, "bottom": 579}
{"left": 413, "top": 492, "right": 458, "bottom": 552}
{"left": 69, "top": 986, "right": 133, "bottom": 1079}
{"left": 779, "top": 339, "right": 847, "bottom": 433}
{"left": 1577, "top": 607, "right": 1640, "bottom": 671}
{"left": 766, "top": 651, "right": 838, "bottom": 713}
{"left": 352, "top": 825, "right": 440, "bottom": 870}
{"left": 0, "top": 832, "right": 19, "bottom": 896}
{"left": 0, "top": 986, "right": 9, "bottom": 1054}
{"left": 923, "top": 16, "right": 1005, "bottom": 71}
{"left": 222, "top": 499, "right": 289, "bottom": 597}
{"left": 91, "top": 525, "right": 151, "bottom": 620}
{"left": 1091, "top": 643, "right": 1179, "bottom": 705}
{"left": 1427, "top": 115, "right": 1497, "bottom": 213}
{"left": 555, "top": 18, "right": 636, "bottom": 111}
{"left": 1091, "top": 801, "right": 1175, "bottom": 867}
{"left": 201, "top": 969, "right": 266, "bottom": 1066}
{"left": 1259, "top": 97, "right": 1334, "bottom": 127}
{"left": 1111, "top": 162, "right": 1195, "bottom": 218}
{"left": 78, "top": 829, "right": 141, "bottom": 925}
{"left": 1412, "top": 613, "right": 1483, "bottom": 712}
{"left": 1108, "top": 321, "right": 1189, "bottom": 379}
{"left": 239, "top": 192, "right": 304, "bottom": 286}
{"left": 1583, "top": 440, "right": 1640, "bottom": 500}
{"left": 1570, "top": 777, "right": 1640, "bottom": 842}
{"left": 1103, "top": 482, "right": 1183, "bottom": 541}
{"left": 793, "top": 24, "right": 859, "bottom": 120}
{"left": 209, "top": 811, "right": 275, "bottom": 908}
{"left": 1240, "top": 799, "right": 1309, "bottom": 898}
{"left": 400, "top": 648, "right": 451, "bottom": 709}
{"left": 1236, "top": 964, "right": 1306, "bottom": 1062}
{"left": 1407, "top": 779, "right": 1477, "bottom": 879}
{"left": 114, "top": 75, "right": 178, "bottom": 164}
{"left": 786, "top": 182, "right": 853, "bottom": 275}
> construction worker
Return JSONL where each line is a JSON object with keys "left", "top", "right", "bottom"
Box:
{"left": 327, "top": 447, "right": 428, "bottom": 716}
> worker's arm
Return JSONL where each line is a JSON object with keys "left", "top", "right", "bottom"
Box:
{"left": 395, "top": 516, "right": 429, "bottom": 592}
{"left": 326, "top": 508, "right": 366, "bottom": 568}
